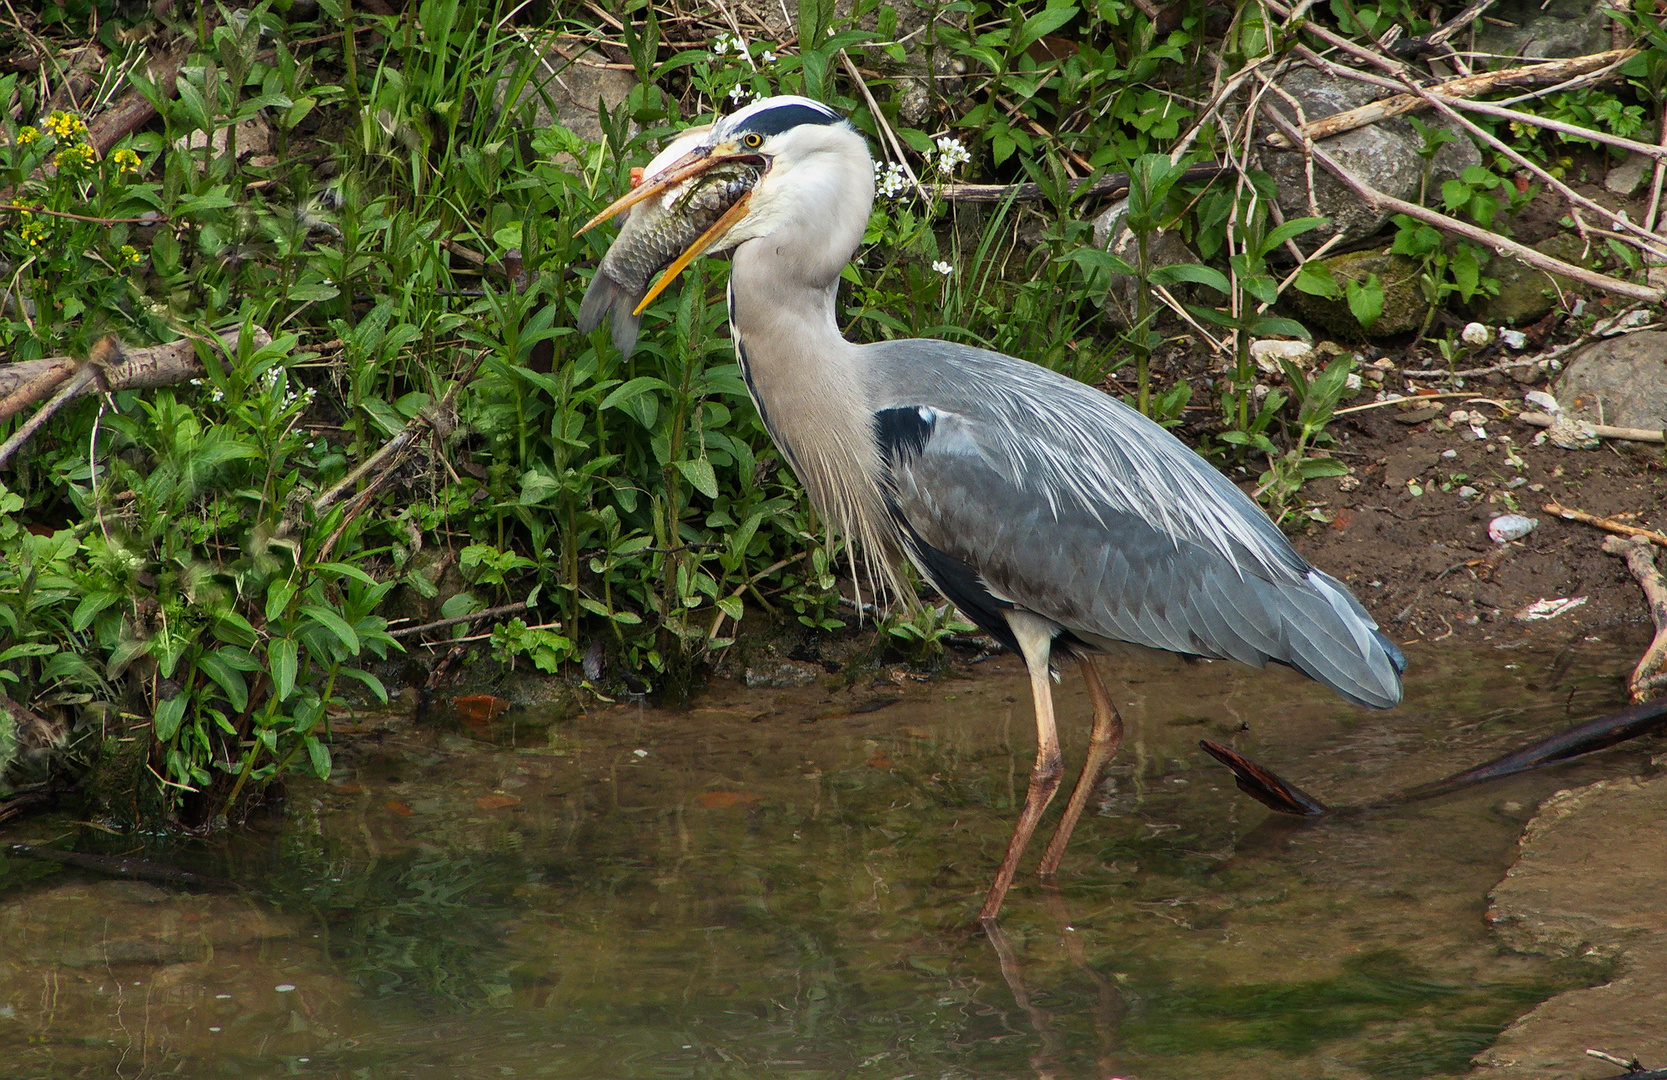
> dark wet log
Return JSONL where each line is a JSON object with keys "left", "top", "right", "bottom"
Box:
{"left": 1200, "top": 695, "right": 1667, "bottom": 816}
{"left": 10, "top": 844, "right": 241, "bottom": 891}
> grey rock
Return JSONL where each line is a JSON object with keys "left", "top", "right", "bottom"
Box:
{"left": 1605, "top": 152, "right": 1653, "bottom": 197}
{"left": 1257, "top": 66, "right": 1480, "bottom": 244}
{"left": 743, "top": 658, "right": 823, "bottom": 688}
{"left": 1090, "top": 198, "right": 1199, "bottom": 329}
{"left": 501, "top": 44, "right": 638, "bottom": 150}
{"left": 1474, "top": 0, "right": 1615, "bottom": 60}
{"left": 1554, "top": 329, "right": 1667, "bottom": 430}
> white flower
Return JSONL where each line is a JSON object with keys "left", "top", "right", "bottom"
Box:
{"left": 933, "top": 135, "right": 970, "bottom": 175}
{"left": 728, "top": 84, "right": 754, "bottom": 104}
{"left": 711, "top": 33, "right": 738, "bottom": 56}
{"left": 932, "top": 260, "right": 953, "bottom": 276}
{"left": 761, "top": 50, "right": 777, "bottom": 64}
{"left": 873, "top": 161, "right": 909, "bottom": 199}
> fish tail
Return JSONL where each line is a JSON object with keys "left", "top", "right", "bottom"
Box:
{"left": 577, "top": 270, "right": 642, "bottom": 356}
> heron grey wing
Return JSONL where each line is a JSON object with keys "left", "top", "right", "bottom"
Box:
{"left": 877, "top": 405, "right": 1403, "bottom": 709}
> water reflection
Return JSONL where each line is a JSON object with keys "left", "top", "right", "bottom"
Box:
{"left": 0, "top": 637, "right": 1651, "bottom": 1078}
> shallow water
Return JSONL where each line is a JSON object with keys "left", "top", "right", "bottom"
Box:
{"left": 1, "top": 635, "right": 1657, "bottom": 1079}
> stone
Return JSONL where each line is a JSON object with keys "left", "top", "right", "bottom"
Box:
{"left": 1256, "top": 65, "right": 1480, "bottom": 244}
{"left": 1553, "top": 329, "right": 1667, "bottom": 430}
{"left": 1474, "top": 0, "right": 1615, "bottom": 60}
{"left": 743, "top": 658, "right": 822, "bottom": 688}
{"left": 1477, "top": 775, "right": 1667, "bottom": 1079}
{"left": 173, "top": 116, "right": 273, "bottom": 163}
{"left": 1285, "top": 248, "right": 1426, "bottom": 338}
{"left": 501, "top": 43, "right": 638, "bottom": 149}
{"left": 1470, "top": 234, "right": 1589, "bottom": 326}
{"left": 1605, "top": 153, "right": 1652, "bottom": 197}
{"left": 1090, "top": 198, "right": 1200, "bottom": 329}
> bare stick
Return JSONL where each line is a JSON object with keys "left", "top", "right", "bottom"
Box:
{"left": 1546, "top": 501, "right": 1667, "bottom": 547}
{"left": 0, "top": 367, "right": 97, "bottom": 469}
{"left": 1521, "top": 412, "right": 1666, "bottom": 444}
{"left": 0, "top": 359, "right": 75, "bottom": 423}
{"left": 1264, "top": 49, "right": 1636, "bottom": 147}
{"left": 389, "top": 598, "right": 538, "bottom": 639}
{"left": 1602, "top": 535, "right": 1667, "bottom": 701}
{"left": 1426, "top": 0, "right": 1498, "bottom": 46}
{"left": 0, "top": 326, "right": 261, "bottom": 404}
{"left": 939, "top": 164, "right": 1228, "bottom": 204}
{"left": 1257, "top": 101, "right": 1665, "bottom": 304}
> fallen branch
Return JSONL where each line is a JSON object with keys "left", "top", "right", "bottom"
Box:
{"left": 1264, "top": 49, "right": 1637, "bottom": 148}
{"left": 0, "top": 328, "right": 267, "bottom": 466}
{"left": 1545, "top": 500, "right": 1667, "bottom": 547}
{"left": 1521, "top": 411, "right": 1665, "bottom": 444}
{"left": 1256, "top": 100, "right": 1665, "bottom": 304}
{"left": 1602, "top": 535, "right": 1667, "bottom": 701}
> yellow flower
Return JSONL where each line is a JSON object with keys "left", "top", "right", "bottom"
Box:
{"left": 20, "top": 221, "right": 47, "bottom": 247}
{"left": 52, "top": 143, "right": 97, "bottom": 171}
{"left": 16, "top": 126, "right": 39, "bottom": 145}
{"left": 42, "top": 111, "right": 87, "bottom": 139}
{"left": 112, "top": 147, "right": 140, "bottom": 174}
{"left": 120, "top": 244, "right": 141, "bottom": 265}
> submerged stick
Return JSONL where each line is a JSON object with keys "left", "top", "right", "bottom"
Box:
{"left": 1201, "top": 695, "right": 1667, "bottom": 816}
{"left": 10, "top": 843, "right": 242, "bottom": 891}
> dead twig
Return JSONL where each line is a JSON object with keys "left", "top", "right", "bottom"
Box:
{"left": 1264, "top": 49, "right": 1636, "bottom": 148}
{"left": 1546, "top": 501, "right": 1667, "bottom": 547}
{"left": 389, "top": 598, "right": 539, "bottom": 640}
{"left": 0, "top": 326, "right": 262, "bottom": 420}
{"left": 0, "top": 203, "right": 165, "bottom": 226}
{"left": 1602, "top": 535, "right": 1667, "bottom": 701}
{"left": 939, "top": 164, "right": 1229, "bottom": 204}
{"left": 311, "top": 351, "right": 487, "bottom": 516}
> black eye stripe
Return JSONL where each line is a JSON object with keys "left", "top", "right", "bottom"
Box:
{"left": 735, "top": 103, "right": 843, "bottom": 137}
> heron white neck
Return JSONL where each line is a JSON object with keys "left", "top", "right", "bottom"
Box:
{"left": 727, "top": 223, "right": 900, "bottom": 600}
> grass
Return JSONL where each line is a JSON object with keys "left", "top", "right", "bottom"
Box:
{"left": 0, "top": 0, "right": 1662, "bottom": 820}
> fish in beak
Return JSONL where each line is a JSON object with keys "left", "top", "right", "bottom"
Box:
{"left": 576, "top": 135, "right": 765, "bottom": 355}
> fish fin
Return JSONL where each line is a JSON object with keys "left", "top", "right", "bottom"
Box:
{"left": 577, "top": 271, "right": 642, "bottom": 355}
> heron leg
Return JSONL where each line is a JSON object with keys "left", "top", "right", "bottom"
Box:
{"left": 1038, "top": 655, "right": 1125, "bottom": 880}
{"left": 979, "top": 613, "right": 1064, "bottom": 923}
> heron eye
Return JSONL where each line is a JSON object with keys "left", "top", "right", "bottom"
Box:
{"left": 742, "top": 132, "right": 763, "bottom": 149}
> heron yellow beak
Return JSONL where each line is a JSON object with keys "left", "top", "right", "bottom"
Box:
{"left": 578, "top": 140, "right": 764, "bottom": 316}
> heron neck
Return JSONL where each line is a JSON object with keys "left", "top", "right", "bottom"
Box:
{"left": 727, "top": 231, "right": 899, "bottom": 595}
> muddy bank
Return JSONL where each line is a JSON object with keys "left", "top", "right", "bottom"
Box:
{"left": 1473, "top": 769, "right": 1667, "bottom": 1079}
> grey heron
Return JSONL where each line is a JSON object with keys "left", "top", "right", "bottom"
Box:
{"left": 577, "top": 95, "right": 1405, "bottom": 922}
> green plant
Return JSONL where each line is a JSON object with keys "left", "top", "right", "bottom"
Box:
{"left": 1254, "top": 355, "right": 1357, "bottom": 522}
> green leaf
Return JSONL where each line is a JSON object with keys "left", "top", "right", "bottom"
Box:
{"left": 717, "top": 595, "right": 744, "bottom": 622}
{"left": 288, "top": 281, "right": 341, "bottom": 302}
{"left": 305, "top": 735, "right": 332, "bottom": 779}
{"left": 198, "top": 651, "right": 249, "bottom": 713}
{"left": 1345, "top": 274, "right": 1384, "bottom": 329}
{"left": 1293, "top": 261, "right": 1341, "bottom": 299}
{"left": 1151, "top": 263, "right": 1231, "bottom": 294}
{"left": 154, "top": 694, "right": 188, "bottom": 742}
{"left": 674, "top": 458, "right": 720, "bottom": 500}
{"left": 340, "top": 667, "right": 389, "bottom": 703}
{"left": 268, "top": 637, "right": 299, "bottom": 701}
{"left": 300, "top": 604, "right": 361, "bottom": 655}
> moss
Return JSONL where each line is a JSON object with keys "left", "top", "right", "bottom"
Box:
{"left": 1287, "top": 249, "right": 1427, "bottom": 339}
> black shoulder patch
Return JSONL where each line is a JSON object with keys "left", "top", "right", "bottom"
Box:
{"left": 873, "top": 406, "right": 935, "bottom": 464}
{"left": 737, "top": 102, "right": 843, "bottom": 137}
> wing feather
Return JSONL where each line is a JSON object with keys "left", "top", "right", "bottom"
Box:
{"left": 866, "top": 340, "right": 1403, "bottom": 708}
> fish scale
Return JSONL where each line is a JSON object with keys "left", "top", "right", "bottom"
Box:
{"left": 577, "top": 163, "right": 761, "bottom": 355}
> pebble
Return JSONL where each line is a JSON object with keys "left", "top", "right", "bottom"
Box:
{"left": 1488, "top": 515, "right": 1538, "bottom": 543}
{"left": 1457, "top": 486, "right": 1479, "bottom": 498}
{"left": 1441, "top": 449, "right": 1458, "bottom": 459}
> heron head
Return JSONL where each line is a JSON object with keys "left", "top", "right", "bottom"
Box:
{"left": 578, "top": 95, "right": 873, "bottom": 312}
